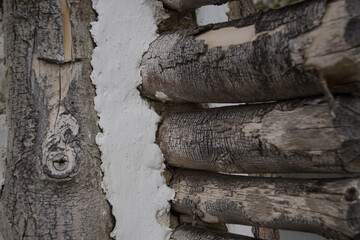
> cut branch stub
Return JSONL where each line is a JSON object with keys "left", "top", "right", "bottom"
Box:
{"left": 171, "top": 170, "right": 360, "bottom": 240}
{"left": 170, "top": 225, "right": 258, "bottom": 240}
{"left": 159, "top": 96, "right": 360, "bottom": 173}
{"left": 141, "top": 0, "right": 360, "bottom": 103}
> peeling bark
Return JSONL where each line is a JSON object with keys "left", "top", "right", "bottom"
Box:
{"left": 141, "top": 0, "right": 360, "bottom": 103}
{"left": 171, "top": 225, "right": 258, "bottom": 240}
{"left": 0, "top": 0, "right": 114, "bottom": 239}
{"left": 159, "top": 96, "right": 360, "bottom": 173}
{"left": 171, "top": 170, "right": 360, "bottom": 240}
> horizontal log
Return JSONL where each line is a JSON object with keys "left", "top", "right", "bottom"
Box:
{"left": 159, "top": 96, "right": 360, "bottom": 173}
{"left": 171, "top": 170, "right": 360, "bottom": 240}
{"left": 140, "top": 0, "right": 360, "bottom": 103}
{"left": 171, "top": 225, "right": 258, "bottom": 240}
{"left": 178, "top": 214, "right": 228, "bottom": 232}
{"left": 161, "top": 0, "right": 253, "bottom": 13}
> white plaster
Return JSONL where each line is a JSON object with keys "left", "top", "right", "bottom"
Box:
{"left": 227, "top": 224, "right": 254, "bottom": 237}
{"left": 155, "top": 91, "right": 172, "bottom": 102}
{"left": 91, "top": 0, "right": 174, "bottom": 239}
{"left": 208, "top": 103, "right": 244, "bottom": 108}
{"left": 196, "top": 3, "right": 229, "bottom": 26}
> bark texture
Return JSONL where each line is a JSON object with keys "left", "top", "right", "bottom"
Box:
{"left": 171, "top": 170, "right": 360, "bottom": 240}
{"left": 171, "top": 225, "right": 258, "bottom": 240}
{"left": 227, "top": 0, "right": 257, "bottom": 20}
{"left": 0, "top": 0, "right": 114, "bottom": 239}
{"left": 252, "top": 226, "right": 279, "bottom": 240}
{"left": 159, "top": 96, "right": 360, "bottom": 173}
{"left": 141, "top": 0, "right": 360, "bottom": 103}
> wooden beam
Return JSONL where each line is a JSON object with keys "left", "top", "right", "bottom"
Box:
{"left": 140, "top": 0, "right": 360, "bottom": 103}
{"left": 171, "top": 225, "right": 258, "bottom": 240}
{"left": 159, "top": 96, "right": 360, "bottom": 173}
{"left": 171, "top": 170, "right": 360, "bottom": 240}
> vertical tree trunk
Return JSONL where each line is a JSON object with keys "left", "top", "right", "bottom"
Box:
{"left": 0, "top": 0, "right": 114, "bottom": 239}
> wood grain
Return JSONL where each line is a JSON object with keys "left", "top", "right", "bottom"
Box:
{"left": 141, "top": 0, "right": 360, "bottom": 103}
{"left": 159, "top": 96, "right": 360, "bottom": 173}
{"left": 171, "top": 170, "right": 360, "bottom": 240}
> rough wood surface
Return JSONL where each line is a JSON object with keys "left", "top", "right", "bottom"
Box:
{"left": 252, "top": 226, "right": 279, "bottom": 240}
{"left": 0, "top": 0, "right": 114, "bottom": 239}
{"left": 227, "top": 0, "right": 257, "bottom": 20}
{"left": 141, "top": 0, "right": 360, "bottom": 103}
{"left": 171, "top": 170, "right": 360, "bottom": 240}
{"left": 178, "top": 214, "right": 229, "bottom": 232}
{"left": 171, "top": 225, "right": 258, "bottom": 240}
{"left": 159, "top": 96, "right": 360, "bottom": 173}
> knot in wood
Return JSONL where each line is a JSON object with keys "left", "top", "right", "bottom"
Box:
{"left": 44, "top": 152, "right": 78, "bottom": 179}
{"left": 345, "top": 187, "right": 359, "bottom": 202}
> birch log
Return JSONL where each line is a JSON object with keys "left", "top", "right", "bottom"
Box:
{"left": 161, "top": 0, "right": 254, "bottom": 13}
{"left": 171, "top": 170, "right": 360, "bottom": 240}
{"left": 171, "top": 225, "right": 259, "bottom": 240}
{"left": 159, "top": 96, "right": 360, "bottom": 173}
{"left": 0, "top": 0, "right": 114, "bottom": 239}
{"left": 140, "top": 0, "right": 360, "bottom": 103}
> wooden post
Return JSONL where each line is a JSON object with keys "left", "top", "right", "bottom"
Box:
{"left": 159, "top": 96, "right": 360, "bottom": 173}
{"left": 171, "top": 226, "right": 258, "bottom": 240}
{"left": 171, "top": 170, "right": 360, "bottom": 240}
{"left": 0, "top": 0, "right": 114, "bottom": 238}
{"left": 140, "top": 0, "right": 360, "bottom": 103}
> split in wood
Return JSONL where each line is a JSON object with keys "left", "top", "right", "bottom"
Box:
{"left": 141, "top": 0, "right": 360, "bottom": 103}
{"left": 159, "top": 95, "right": 360, "bottom": 173}
{"left": 171, "top": 170, "right": 360, "bottom": 240}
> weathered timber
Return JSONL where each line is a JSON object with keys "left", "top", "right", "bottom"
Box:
{"left": 171, "top": 170, "right": 360, "bottom": 240}
{"left": 161, "top": 0, "right": 254, "bottom": 13}
{"left": 171, "top": 225, "right": 258, "bottom": 240}
{"left": 227, "top": 1, "right": 257, "bottom": 20}
{"left": 0, "top": 0, "right": 114, "bottom": 239}
{"left": 140, "top": 0, "right": 360, "bottom": 103}
{"left": 159, "top": 96, "right": 360, "bottom": 173}
{"left": 178, "top": 214, "right": 229, "bottom": 232}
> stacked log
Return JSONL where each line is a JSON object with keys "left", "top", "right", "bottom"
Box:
{"left": 158, "top": 96, "right": 360, "bottom": 173}
{"left": 171, "top": 226, "right": 260, "bottom": 240}
{"left": 140, "top": 0, "right": 360, "bottom": 239}
{"left": 171, "top": 170, "right": 360, "bottom": 240}
{"left": 140, "top": 0, "right": 360, "bottom": 103}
